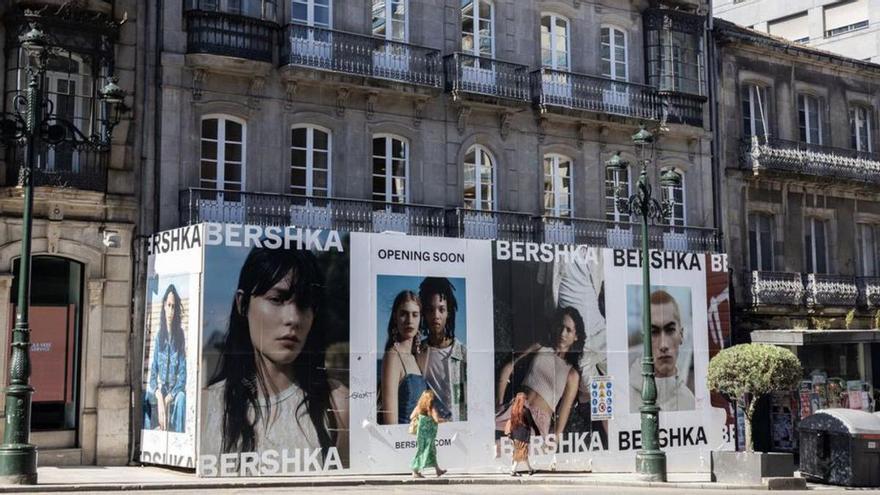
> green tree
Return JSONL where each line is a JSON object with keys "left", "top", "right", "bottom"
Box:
{"left": 707, "top": 344, "right": 801, "bottom": 452}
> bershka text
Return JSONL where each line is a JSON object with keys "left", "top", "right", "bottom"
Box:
{"left": 199, "top": 447, "right": 343, "bottom": 476}
{"left": 495, "top": 241, "right": 598, "bottom": 264}
{"left": 204, "top": 223, "right": 343, "bottom": 252}
{"left": 147, "top": 225, "right": 202, "bottom": 255}
{"left": 613, "top": 249, "right": 703, "bottom": 271}
{"left": 497, "top": 432, "right": 605, "bottom": 456}
{"left": 140, "top": 450, "right": 194, "bottom": 468}
{"left": 618, "top": 426, "right": 708, "bottom": 450}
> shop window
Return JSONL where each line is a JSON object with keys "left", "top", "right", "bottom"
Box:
{"left": 742, "top": 84, "right": 769, "bottom": 138}
{"left": 10, "top": 257, "right": 82, "bottom": 433}
{"left": 372, "top": 134, "right": 409, "bottom": 203}
{"left": 805, "top": 217, "right": 829, "bottom": 274}
{"left": 748, "top": 213, "right": 774, "bottom": 271}
{"left": 290, "top": 125, "right": 331, "bottom": 197}
{"left": 543, "top": 153, "right": 572, "bottom": 217}
{"left": 463, "top": 144, "right": 495, "bottom": 211}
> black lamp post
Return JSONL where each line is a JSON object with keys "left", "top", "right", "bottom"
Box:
{"left": 605, "top": 125, "right": 681, "bottom": 482}
{"left": 0, "top": 18, "right": 125, "bottom": 484}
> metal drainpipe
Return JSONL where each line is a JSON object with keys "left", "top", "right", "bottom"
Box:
{"left": 706, "top": 0, "right": 724, "bottom": 252}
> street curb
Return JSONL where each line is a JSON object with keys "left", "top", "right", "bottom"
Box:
{"left": 0, "top": 476, "right": 777, "bottom": 492}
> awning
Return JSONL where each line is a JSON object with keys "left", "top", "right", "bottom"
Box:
{"left": 751, "top": 329, "right": 880, "bottom": 346}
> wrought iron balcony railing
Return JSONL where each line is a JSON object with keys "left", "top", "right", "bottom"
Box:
{"left": 747, "top": 271, "right": 805, "bottom": 307}
{"left": 444, "top": 53, "right": 529, "bottom": 102}
{"left": 538, "top": 216, "right": 720, "bottom": 252}
{"left": 741, "top": 137, "right": 880, "bottom": 183}
{"left": 857, "top": 277, "right": 880, "bottom": 309}
{"left": 805, "top": 273, "right": 859, "bottom": 308}
{"left": 660, "top": 90, "right": 705, "bottom": 127}
{"left": 5, "top": 145, "right": 108, "bottom": 192}
{"left": 530, "top": 68, "right": 659, "bottom": 120}
{"left": 185, "top": 10, "right": 276, "bottom": 63}
{"left": 281, "top": 24, "right": 441, "bottom": 88}
{"left": 180, "top": 188, "right": 446, "bottom": 236}
{"left": 179, "top": 189, "right": 722, "bottom": 251}
{"left": 446, "top": 208, "right": 537, "bottom": 242}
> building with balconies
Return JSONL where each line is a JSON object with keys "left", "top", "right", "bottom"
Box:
{"left": 0, "top": 2, "right": 139, "bottom": 466}
{"left": 716, "top": 20, "right": 880, "bottom": 328}
{"left": 144, "top": 0, "right": 718, "bottom": 250}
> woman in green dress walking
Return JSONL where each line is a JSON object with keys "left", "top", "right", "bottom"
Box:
{"left": 409, "top": 390, "right": 447, "bottom": 478}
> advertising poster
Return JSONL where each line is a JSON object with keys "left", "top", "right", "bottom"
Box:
{"left": 140, "top": 225, "right": 204, "bottom": 468}
{"left": 197, "top": 224, "right": 350, "bottom": 477}
{"left": 142, "top": 224, "right": 734, "bottom": 476}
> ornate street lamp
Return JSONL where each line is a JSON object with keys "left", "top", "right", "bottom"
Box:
{"left": 0, "top": 17, "right": 126, "bottom": 484}
{"left": 605, "top": 125, "right": 680, "bottom": 482}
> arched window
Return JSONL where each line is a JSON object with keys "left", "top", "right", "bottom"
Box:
{"left": 543, "top": 153, "right": 572, "bottom": 217}
{"left": 291, "top": 125, "right": 331, "bottom": 197}
{"left": 605, "top": 164, "right": 630, "bottom": 223}
{"left": 742, "top": 83, "right": 769, "bottom": 138}
{"left": 541, "top": 14, "right": 570, "bottom": 71}
{"left": 601, "top": 25, "right": 628, "bottom": 81}
{"left": 850, "top": 104, "right": 873, "bottom": 152}
{"left": 463, "top": 145, "right": 496, "bottom": 210}
{"left": 461, "top": 0, "right": 494, "bottom": 58}
{"left": 372, "top": 134, "right": 409, "bottom": 203}
{"left": 372, "top": 0, "right": 407, "bottom": 42}
{"left": 200, "top": 115, "right": 246, "bottom": 200}
{"left": 798, "top": 93, "right": 823, "bottom": 145}
{"left": 661, "top": 168, "right": 685, "bottom": 227}
{"left": 292, "top": 0, "right": 331, "bottom": 27}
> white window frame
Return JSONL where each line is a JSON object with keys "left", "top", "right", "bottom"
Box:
{"left": 461, "top": 0, "right": 495, "bottom": 58}
{"left": 743, "top": 83, "right": 769, "bottom": 138}
{"left": 463, "top": 144, "right": 496, "bottom": 211}
{"left": 851, "top": 104, "right": 873, "bottom": 153}
{"left": 748, "top": 212, "right": 775, "bottom": 271}
{"left": 543, "top": 153, "right": 573, "bottom": 217}
{"left": 290, "top": 124, "right": 332, "bottom": 197}
{"left": 372, "top": 0, "right": 408, "bottom": 42}
{"left": 541, "top": 13, "right": 570, "bottom": 71}
{"left": 45, "top": 55, "right": 90, "bottom": 172}
{"left": 200, "top": 114, "right": 247, "bottom": 197}
{"left": 600, "top": 25, "right": 628, "bottom": 81}
{"left": 798, "top": 93, "right": 823, "bottom": 145}
{"left": 372, "top": 133, "right": 409, "bottom": 203}
{"left": 292, "top": 0, "right": 331, "bottom": 27}
{"left": 805, "top": 217, "right": 829, "bottom": 274}
{"left": 605, "top": 166, "right": 631, "bottom": 223}
{"left": 661, "top": 168, "right": 686, "bottom": 227}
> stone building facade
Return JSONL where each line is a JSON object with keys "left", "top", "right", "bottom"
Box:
{"left": 715, "top": 19, "right": 880, "bottom": 331}
{"left": 0, "top": 1, "right": 139, "bottom": 466}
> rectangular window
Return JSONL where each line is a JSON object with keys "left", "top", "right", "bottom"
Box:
{"left": 742, "top": 84, "right": 769, "bottom": 138}
{"left": 858, "top": 223, "right": 880, "bottom": 276}
{"left": 805, "top": 217, "right": 829, "bottom": 274}
{"left": 605, "top": 167, "right": 630, "bottom": 223}
{"left": 543, "top": 154, "right": 572, "bottom": 217}
{"left": 824, "top": 0, "right": 868, "bottom": 37}
{"left": 850, "top": 105, "right": 873, "bottom": 152}
{"left": 748, "top": 213, "right": 774, "bottom": 271}
{"left": 798, "top": 94, "right": 823, "bottom": 145}
{"left": 768, "top": 13, "right": 810, "bottom": 42}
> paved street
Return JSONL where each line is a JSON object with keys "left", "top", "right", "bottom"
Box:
{"left": 17, "top": 484, "right": 880, "bottom": 495}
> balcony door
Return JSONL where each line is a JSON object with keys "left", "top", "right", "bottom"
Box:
{"left": 199, "top": 115, "right": 246, "bottom": 224}
{"left": 44, "top": 54, "right": 92, "bottom": 174}
{"left": 805, "top": 217, "right": 829, "bottom": 274}
{"left": 372, "top": 134, "right": 410, "bottom": 233}
{"left": 372, "top": 0, "right": 409, "bottom": 76}
{"left": 290, "top": 0, "right": 332, "bottom": 63}
{"left": 462, "top": 145, "right": 498, "bottom": 239}
{"left": 460, "top": 0, "right": 496, "bottom": 88}
{"left": 540, "top": 13, "right": 572, "bottom": 102}
{"left": 605, "top": 166, "right": 634, "bottom": 249}
{"left": 601, "top": 26, "right": 630, "bottom": 112}
{"left": 661, "top": 169, "right": 687, "bottom": 251}
{"left": 290, "top": 125, "right": 332, "bottom": 228}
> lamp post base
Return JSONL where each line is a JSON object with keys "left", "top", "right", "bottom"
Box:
{"left": 636, "top": 449, "right": 667, "bottom": 482}
{"left": 0, "top": 444, "right": 38, "bottom": 484}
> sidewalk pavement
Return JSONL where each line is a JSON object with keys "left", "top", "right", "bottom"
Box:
{"left": 0, "top": 466, "right": 824, "bottom": 492}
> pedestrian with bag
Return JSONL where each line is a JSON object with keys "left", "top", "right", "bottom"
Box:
{"left": 504, "top": 392, "right": 537, "bottom": 476}
{"left": 409, "top": 389, "right": 447, "bottom": 478}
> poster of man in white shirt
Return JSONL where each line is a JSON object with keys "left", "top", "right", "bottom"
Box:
{"left": 628, "top": 287, "right": 696, "bottom": 413}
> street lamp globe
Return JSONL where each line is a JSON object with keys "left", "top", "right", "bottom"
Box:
{"left": 19, "top": 24, "right": 48, "bottom": 58}
{"left": 660, "top": 168, "right": 682, "bottom": 188}
{"left": 604, "top": 151, "right": 629, "bottom": 173}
